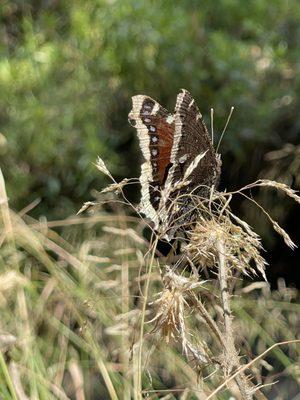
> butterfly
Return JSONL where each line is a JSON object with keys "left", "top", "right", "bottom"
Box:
{"left": 128, "top": 89, "right": 221, "bottom": 238}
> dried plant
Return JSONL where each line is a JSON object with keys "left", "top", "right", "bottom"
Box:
{"left": 92, "top": 157, "right": 300, "bottom": 399}
{"left": 148, "top": 267, "right": 210, "bottom": 365}
{"left": 1, "top": 154, "right": 298, "bottom": 399}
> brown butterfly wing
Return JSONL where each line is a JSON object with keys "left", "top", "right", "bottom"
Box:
{"left": 129, "top": 95, "right": 175, "bottom": 226}
{"left": 129, "top": 90, "right": 221, "bottom": 236}
{"left": 171, "top": 89, "right": 221, "bottom": 195}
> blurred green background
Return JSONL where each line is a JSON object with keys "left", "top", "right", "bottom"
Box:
{"left": 1, "top": 0, "right": 299, "bottom": 285}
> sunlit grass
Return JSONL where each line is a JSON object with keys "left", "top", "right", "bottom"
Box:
{"left": 0, "top": 168, "right": 299, "bottom": 399}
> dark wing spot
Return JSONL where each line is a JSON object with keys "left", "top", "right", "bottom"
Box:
{"left": 141, "top": 99, "right": 155, "bottom": 116}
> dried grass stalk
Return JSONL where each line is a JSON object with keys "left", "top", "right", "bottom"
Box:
{"left": 217, "top": 239, "right": 253, "bottom": 399}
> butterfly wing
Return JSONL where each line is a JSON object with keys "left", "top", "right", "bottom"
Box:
{"left": 170, "top": 89, "right": 221, "bottom": 195}
{"left": 129, "top": 95, "right": 175, "bottom": 227}
{"left": 129, "top": 90, "right": 221, "bottom": 236}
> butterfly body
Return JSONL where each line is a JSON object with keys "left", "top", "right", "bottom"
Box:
{"left": 129, "top": 89, "right": 221, "bottom": 238}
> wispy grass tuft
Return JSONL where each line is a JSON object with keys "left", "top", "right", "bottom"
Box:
{"left": 0, "top": 162, "right": 299, "bottom": 399}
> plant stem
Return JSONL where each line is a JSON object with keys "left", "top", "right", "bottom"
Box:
{"left": 136, "top": 236, "right": 158, "bottom": 399}
{"left": 217, "top": 239, "right": 252, "bottom": 400}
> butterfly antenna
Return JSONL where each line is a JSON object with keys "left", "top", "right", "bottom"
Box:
{"left": 216, "top": 106, "right": 235, "bottom": 154}
{"left": 210, "top": 108, "right": 214, "bottom": 145}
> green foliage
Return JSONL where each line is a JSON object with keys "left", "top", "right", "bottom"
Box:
{"left": 1, "top": 0, "right": 300, "bottom": 219}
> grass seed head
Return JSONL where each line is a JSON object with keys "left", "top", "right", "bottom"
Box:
{"left": 149, "top": 268, "right": 210, "bottom": 364}
{"left": 185, "top": 212, "right": 267, "bottom": 280}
